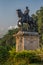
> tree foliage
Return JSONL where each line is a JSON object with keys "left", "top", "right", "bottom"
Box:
{"left": 32, "top": 7, "right": 43, "bottom": 46}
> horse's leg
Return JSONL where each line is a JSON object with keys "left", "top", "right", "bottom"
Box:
{"left": 17, "top": 21, "right": 20, "bottom": 27}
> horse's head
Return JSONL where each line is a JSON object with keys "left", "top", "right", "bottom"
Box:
{"left": 16, "top": 9, "right": 23, "bottom": 18}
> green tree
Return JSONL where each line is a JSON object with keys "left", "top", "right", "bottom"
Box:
{"left": 36, "top": 7, "right": 43, "bottom": 46}
{"left": 0, "top": 28, "right": 19, "bottom": 50}
{"left": 0, "top": 46, "right": 9, "bottom": 64}
{"left": 31, "top": 14, "right": 38, "bottom": 32}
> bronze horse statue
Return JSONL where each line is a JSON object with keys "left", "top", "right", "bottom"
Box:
{"left": 16, "top": 7, "right": 38, "bottom": 31}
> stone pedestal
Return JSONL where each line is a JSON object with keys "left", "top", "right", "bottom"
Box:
{"left": 14, "top": 31, "right": 39, "bottom": 52}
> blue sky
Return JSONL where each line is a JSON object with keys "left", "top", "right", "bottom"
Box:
{"left": 0, "top": 0, "right": 43, "bottom": 35}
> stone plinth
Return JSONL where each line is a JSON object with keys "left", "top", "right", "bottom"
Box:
{"left": 14, "top": 31, "right": 39, "bottom": 52}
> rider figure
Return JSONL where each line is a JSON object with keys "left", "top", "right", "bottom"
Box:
{"left": 24, "top": 6, "right": 30, "bottom": 23}
{"left": 24, "top": 6, "right": 29, "bottom": 15}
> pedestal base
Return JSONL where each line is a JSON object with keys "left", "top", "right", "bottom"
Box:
{"left": 14, "top": 31, "right": 39, "bottom": 52}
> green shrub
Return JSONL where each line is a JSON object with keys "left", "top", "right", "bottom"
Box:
{"left": 2, "top": 50, "right": 43, "bottom": 65}
{"left": 0, "top": 46, "right": 9, "bottom": 64}
{"left": 14, "top": 51, "right": 41, "bottom": 64}
{"left": 9, "top": 47, "right": 16, "bottom": 58}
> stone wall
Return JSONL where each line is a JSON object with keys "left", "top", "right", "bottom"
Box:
{"left": 24, "top": 35, "right": 39, "bottom": 50}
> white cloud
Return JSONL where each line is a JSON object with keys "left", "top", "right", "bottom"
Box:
{"left": 8, "top": 26, "right": 13, "bottom": 30}
{"left": 8, "top": 25, "right": 18, "bottom": 30}
{"left": 14, "top": 25, "right": 18, "bottom": 28}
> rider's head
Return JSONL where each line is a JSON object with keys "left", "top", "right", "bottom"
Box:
{"left": 26, "top": 6, "right": 29, "bottom": 10}
{"left": 26, "top": 6, "right": 28, "bottom": 9}
{"left": 26, "top": 6, "right": 30, "bottom": 14}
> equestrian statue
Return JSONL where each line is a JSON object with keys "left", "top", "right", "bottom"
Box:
{"left": 16, "top": 7, "right": 38, "bottom": 32}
